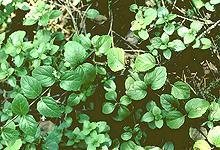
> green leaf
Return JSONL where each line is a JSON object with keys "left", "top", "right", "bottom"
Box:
{"left": 144, "top": 8, "right": 157, "bottom": 23}
{"left": 192, "top": 0, "right": 205, "bottom": 9}
{"left": 9, "top": 31, "right": 26, "bottom": 46}
{"left": 64, "top": 41, "right": 87, "bottom": 67}
{"left": 193, "top": 140, "right": 211, "bottom": 150}
{"left": 161, "top": 32, "right": 169, "bottom": 44}
{"left": 185, "top": 98, "right": 210, "bottom": 118}
{"left": 14, "top": 54, "right": 24, "bottom": 67}
{"left": 155, "top": 119, "right": 163, "bottom": 128}
{"left": 163, "top": 142, "right": 174, "bottom": 150}
{"left": 200, "top": 38, "right": 212, "bottom": 49}
{"left": 163, "top": 23, "right": 175, "bottom": 35}
{"left": 150, "top": 37, "right": 162, "bottom": 49}
{"left": 141, "top": 112, "right": 154, "bottom": 122}
{"left": 107, "top": 48, "right": 125, "bottom": 72}
{"left": 157, "top": 7, "right": 169, "bottom": 18}
{"left": 20, "top": 75, "right": 42, "bottom": 99}
{"left": 114, "top": 106, "right": 130, "bottom": 121}
{"left": 126, "top": 81, "right": 147, "bottom": 100}
{"left": 12, "top": 94, "right": 29, "bottom": 115}
{"left": 160, "top": 94, "right": 179, "bottom": 111}
{"left": 168, "top": 39, "right": 186, "bottom": 51}
{"left": 0, "top": 32, "right": 6, "bottom": 45}
{"left": 184, "top": 33, "right": 196, "bottom": 44}
{"left": 207, "top": 126, "right": 220, "bottom": 148}
{"left": 120, "top": 95, "right": 132, "bottom": 106}
{"left": 4, "top": 139, "right": 22, "bottom": 150}
{"left": 134, "top": 53, "right": 156, "bottom": 72}
{"left": 105, "top": 91, "right": 117, "bottom": 101}
{"left": 166, "top": 110, "right": 185, "bottom": 129}
{"left": 32, "top": 66, "right": 56, "bottom": 87}
{"left": 67, "top": 93, "right": 86, "bottom": 106}
{"left": 177, "top": 26, "right": 189, "bottom": 37}
{"left": 205, "top": 2, "right": 215, "bottom": 11}
{"left": 171, "top": 81, "right": 190, "bottom": 100}
{"left": 152, "top": 106, "right": 161, "bottom": 115}
{"left": 7, "top": 76, "right": 16, "bottom": 87}
{"left": 163, "top": 49, "right": 172, "bottom": 59}
{"left": 121, "top": 132, "right": 132, "bottom": 141}
{"left": 86, "top": 9, "right": 100, "bottom": 19}
{"left": 19, "top": 115, "right": 38, "bottom": 136}
{"left": 1, "top": 128, "right": 19, "bottom": 146}
{"left": 210, "top": 0, "right": 220, "bottom": 5}
{"left": 104, "top": 79, "right": 116, "bottom": 91}
{"left": 92, "top": 35, "right": 112, "bottom": 54}
{"left": 138, "top": 29, "right": 149, "bottom": 40}
{"left": 49, "top": 10, "right": 62, "bottom": 19}
{"left": 37, "top": 96, "right": 63, "bottom": 118}
{"left": 60, "top": 63, "right": 96, "bottom": 91}
{"left": 102, "top": 102, "right": 115, "bottom": 114}
{"left": 190, "top": 21, "right": 203, "bottom": 32}
{"left": 120, "top": 141, "right": 144, "bottom": 150}
{"left": 144, "top": 66, "right": 167, "bottom": 90}
{"left": 129, "top": 4, "right": 138, "bottom": 12}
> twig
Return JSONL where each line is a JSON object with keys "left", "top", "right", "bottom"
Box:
{"left": 197, "top": 19, "right": 220, "bottom": 39}
{"left": 3, "top": 88, "right": 50, "bottom": 128}
{"left": 112, "top": 30, "right": 139, "bottom": 49}
{"left": 124, "top": 49, "right": 145, "bottom": 53}
{"left": 172, "top": 0, "right": 177, "bottom": 10}
{"left": 64, "top": 0, "right": 79, "bottom": 34}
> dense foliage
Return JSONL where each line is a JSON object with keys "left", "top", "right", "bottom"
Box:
{"left": 0, "top": 0, "right": 220, "bottom": 149}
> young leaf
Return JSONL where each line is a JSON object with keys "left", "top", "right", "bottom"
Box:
{"left": 20, "top": 75, "right": 42, "bottom": 99}
{"left": 37, "top": 96, "right": 63, "bottom": 118}
{"left": 107, "top": 48, "right": 125, "bottom": 72}
{"left": 171, "top": 81, "right": 190, "bottom": 100}
{"left": 185, "top": 98, "right": 210, "bottom": 118}
{"left": 134, "top": 53, "right": 156, "bottom": 72}
{"left": 32, "top": 66, "right": 56, "bottom": 87}
{"left": 12, "top": 94, "right": 29, "bottom": 115}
